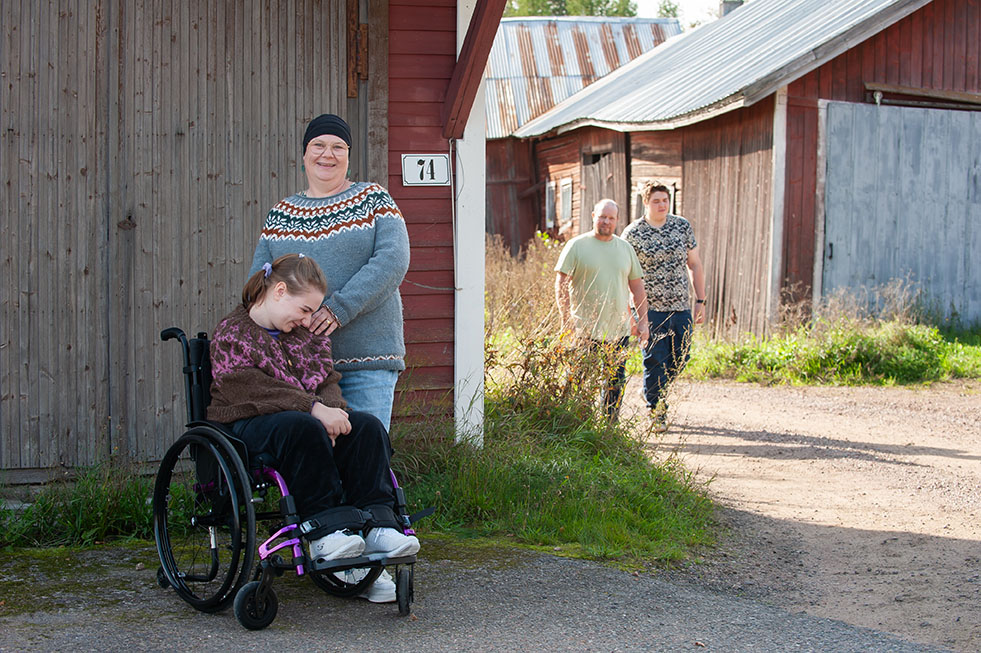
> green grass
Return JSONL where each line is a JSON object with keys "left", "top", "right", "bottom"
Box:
{"left": 392, "top": 395, "right": 714, "bottom": 563}
{"left": 1, "top": 465, "right": 155, "bottom": 548}
{"left": 3, "top": 412, "right": 715, "bottom": 566}
{"left": 684, "top": 321, "right": 981, "bottom": 385}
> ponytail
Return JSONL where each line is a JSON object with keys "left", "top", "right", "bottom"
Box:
{"left": 242, "top": 253, "right": 328, "bottom": 309}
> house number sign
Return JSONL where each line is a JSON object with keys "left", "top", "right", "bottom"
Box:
{"left": 401, "top": 154, "right": 451, "bottom": 186}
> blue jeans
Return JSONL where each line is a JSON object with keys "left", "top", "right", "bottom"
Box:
{"left": 338, "top": 369, "right": 399, "bottom": 430}
{"left": 642, "top": 310, "right": 693, "bottom": 409}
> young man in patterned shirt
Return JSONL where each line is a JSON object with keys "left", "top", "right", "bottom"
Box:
{"left": 622, "top": 182, "right": 706, "bottom": 430}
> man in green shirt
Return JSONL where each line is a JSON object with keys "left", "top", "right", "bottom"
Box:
{"left": 555, "top": 199, "right": 648, "bottom": 420}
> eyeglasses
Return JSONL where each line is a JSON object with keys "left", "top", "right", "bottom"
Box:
{"left": 308, "top": 142, "right": 349, "bottom": 157}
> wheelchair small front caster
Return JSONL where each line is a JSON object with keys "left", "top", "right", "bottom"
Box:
{"left": 234, "top": 580, "right": 279, "bottom": 630}
{"left": 396, "top": 566, "right": 414, "bottom": 616}
{"left": 156, "top": 566, "right": 170, "bottom": 589}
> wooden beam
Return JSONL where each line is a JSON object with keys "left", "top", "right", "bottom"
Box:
{"left": 441, "top": 0, "right": 507, "bottom": 140}
{"left": 865, "top": 81, "right": 981, "bottom": 106}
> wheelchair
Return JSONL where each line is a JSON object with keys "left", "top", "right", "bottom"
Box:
{"left": 153, "top": 327, "right": 430, "bottom": 630}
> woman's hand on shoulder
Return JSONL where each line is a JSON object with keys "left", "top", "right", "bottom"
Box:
{"left": 309, "top": 305, "right": 339, "bottom": 336}
{"left": 311, "top": 402, "right": 351, "bottom": 443}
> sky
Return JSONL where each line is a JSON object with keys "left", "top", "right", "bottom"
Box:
{"left": 634, "top": 0, "right": 720, "bottom": 28}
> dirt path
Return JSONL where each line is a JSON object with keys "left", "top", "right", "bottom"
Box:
{"left": 621, "top": 377, "right": 981, "bottom": 652}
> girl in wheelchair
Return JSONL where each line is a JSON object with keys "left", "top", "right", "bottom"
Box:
{"left": 207, "top": 253, "right": 419, "bottom": 602}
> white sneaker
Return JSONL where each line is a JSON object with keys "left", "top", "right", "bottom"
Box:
{"left": 360, "top": 569, "right": 397, "bottom": 603}
{"left": 363, "top": 527, "right": 420, "bottom": 557}
{"left": 310, "top": 530, "right": 365, "bottom": 561}
{"left": 331, "top": 568, "right": 397, "bottom": 603}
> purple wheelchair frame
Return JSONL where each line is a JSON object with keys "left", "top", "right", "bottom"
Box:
{"left": 255, "top": 467, "right": 416, "bottom": 576}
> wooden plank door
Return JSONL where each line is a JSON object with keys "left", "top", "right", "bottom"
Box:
{"left": 821, "top": 101, "right": 980, "bottom": 323}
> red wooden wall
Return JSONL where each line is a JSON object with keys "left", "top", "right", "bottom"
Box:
{"left": 783, "top": 0, "right": 981, "bottom": 300}
{"left": 534, "top": 132, "right": 581, "bottom": 238}
{"left": 486, "top": 137, "right": 540, "bottom": 253}
{"left": 389, "top": 0, "right": 456, "bottom": 415}
{"left": 531, "top": 126, "right": 630, "bottom": 238}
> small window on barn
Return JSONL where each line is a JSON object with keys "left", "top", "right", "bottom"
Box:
{"left": 545, "top": 181, "right": 556, "bottom": 228}
{"left": 560, "top": 179, "right": 572, "bottom": 224}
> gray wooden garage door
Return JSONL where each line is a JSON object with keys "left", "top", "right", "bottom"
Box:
{"left": 822, "top": 101, "right": 980, "bottom": 323}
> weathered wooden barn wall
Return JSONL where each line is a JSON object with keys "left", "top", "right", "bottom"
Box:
{"left": 784, "top": 0, "right": 981, "bottom": 301}
{"left": 486, "top": 137, "right": 539, "bottom": 253}
{"left": 1, "top": 0, "right": 386, "bottom": 479}
{"left": 629, "top": 130, "right": 682, "bottom": 220}
{"left": 579, "top": 127, "right": 628, "bottom": 234}
{"left": 822, "top": 101, "right": 980, "bottom": 322}
{"left": 532, "top": 126, "right": 628, "bottom": 238}
{"left": 534, "top": 133, "right": 580, "bottom": 238}
{"left": 388, "top": 0, "right": 456, "bottom": 416}
{"left": 681, "top": 97, "right": 775, "bottom": 339}
{"left": 1, "top": 0, "right": 110, "bottom": 475}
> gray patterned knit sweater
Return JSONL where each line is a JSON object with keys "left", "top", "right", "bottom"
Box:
{"left": 249, "top": 182, "right": 410, "bottom": 372}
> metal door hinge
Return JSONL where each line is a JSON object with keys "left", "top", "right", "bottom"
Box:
{"left": 347, "top": 0, "right": 368, "bottom": 98}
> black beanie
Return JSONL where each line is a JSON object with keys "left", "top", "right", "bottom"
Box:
{"left": 302, "top": 114, "right": 353, "bottom": 153}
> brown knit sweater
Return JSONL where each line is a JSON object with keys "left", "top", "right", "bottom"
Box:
{"left": 207, "top": 305, "right": 346, "bottom": 424}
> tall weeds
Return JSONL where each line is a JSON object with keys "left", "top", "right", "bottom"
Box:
{"left": 463, "top": 233, "right": 714, "bottom": 561}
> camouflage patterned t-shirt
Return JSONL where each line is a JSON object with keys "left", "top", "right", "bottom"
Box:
{"left": 621, "top": 214, "right": 697, "bottom": 312}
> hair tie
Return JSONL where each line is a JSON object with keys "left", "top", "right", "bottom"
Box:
{"left": 262, "top": 262, "right": 272, "bottom": 278}
{"left": 298, "top": 253, "right": 305, "bottom": 259}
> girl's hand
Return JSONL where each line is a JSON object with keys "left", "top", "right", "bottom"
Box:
{"left": 312, "top": 402, "right": 351, "bottom": 443}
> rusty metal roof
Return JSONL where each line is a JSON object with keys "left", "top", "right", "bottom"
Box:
{"left": 514, "top": 0, "right": 933, "bottom": 137}
{"left": 485, "top": 17, "right": 682, "bottom": 139}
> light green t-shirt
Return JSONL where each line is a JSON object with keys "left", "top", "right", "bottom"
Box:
{"left": 555, "top": 233, "right": 643, "bottom": 341}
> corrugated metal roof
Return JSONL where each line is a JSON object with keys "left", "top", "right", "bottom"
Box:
{"left": 485, "top": 17, "right": 682, "bottom": 139}
{"left": 513, "top": 0, "right": 932, "bottom": 138}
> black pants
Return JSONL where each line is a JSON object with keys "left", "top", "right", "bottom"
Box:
{"left": 589, "top": 336, "right": 630, "bottom": 420}
{"left": 230, "top": 410, "right": 395, "bottom": 522}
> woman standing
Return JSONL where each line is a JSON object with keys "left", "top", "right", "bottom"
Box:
{"left": 249, "top": 114, "right": 409, "bottom": 430}
{"left": 622, "top": 181, "right": 706, "bottom": 429}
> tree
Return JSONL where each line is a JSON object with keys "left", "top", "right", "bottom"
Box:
{"left": 504, "top": 0, "right": 637, "bottom": 16}
{"left": 656, "top": 0, "right": 679, "bottom": 18}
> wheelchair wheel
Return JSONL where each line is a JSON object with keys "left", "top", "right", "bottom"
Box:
{"left": 234, "top": 580, "right": 279, "bottom": 630}
{"left": 309, "top": 564, "right": 383, "bottom": 598}
{"left": 153, "top": 426, "right": 256, "bottom": 613}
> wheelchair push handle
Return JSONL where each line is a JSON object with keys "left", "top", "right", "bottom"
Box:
{"left": 161, "top": 327, "right": 190, "bottom": 362}
{"left": 160, "top": 327, "right": 186, "bottom": 342}
{"left": 161, "top": 327, "right": 197, "bottom": 424}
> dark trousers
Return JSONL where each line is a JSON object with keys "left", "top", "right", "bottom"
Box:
{"left": 642, "top": 310, "right": 693, "bottom": 409}
{"left": 590, "top": 336, "right": 631, "bottom": 420}
{"left": 230, "top": 410, "right": 395, "bottom": 521}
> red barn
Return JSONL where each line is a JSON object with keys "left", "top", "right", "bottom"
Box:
{"left": 516, "top": 0, "right": 981, "bottom": 336}
{"left": 0, "top": 0, "right": 503, "bottom": 481}
{"left": 483, "top": 16, "right": 681, "bottom": 252}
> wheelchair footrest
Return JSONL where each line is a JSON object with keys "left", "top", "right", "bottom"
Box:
{"left": 308, "top": 553, "right": 416, "bottom": 573}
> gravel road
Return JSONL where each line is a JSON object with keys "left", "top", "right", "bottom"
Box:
{"left": 622, "top": 377, "right": 981, "bottom": 652}
{"left": 0, "top": 540, "right": 948, "bottom": 652}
